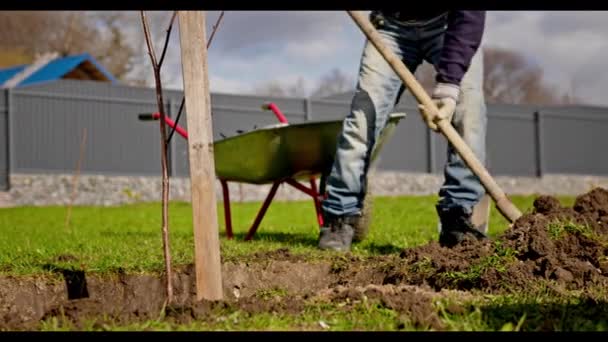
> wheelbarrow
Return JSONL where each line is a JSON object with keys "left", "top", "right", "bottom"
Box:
{"left": 139, "top": 103, "right": 406, "bottom": 241}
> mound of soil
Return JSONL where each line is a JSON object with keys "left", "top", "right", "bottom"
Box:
{"left": 388, "top": 187, "right": 608, "bottom": 292}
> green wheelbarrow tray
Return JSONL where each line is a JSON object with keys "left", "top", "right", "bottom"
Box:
{"left": 214, "top": 112, "right": 407, "bottom": 184}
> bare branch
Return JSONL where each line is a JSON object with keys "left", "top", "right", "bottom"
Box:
{"left": 65, "top": 127, "right": 87, "bottom": 230}
{"left": 140, "top": 10, "right": 173, "bottom": 304}
{"left": 207, "top": 11, "right": 224, "bottom": 49}
{"left": 167, "top": 96, "right": 185, "bottom": 143}
{"left": 140, "top": 11, "right": 158, "bottom": 69}
{"left": 158, "top": 11, "right": 177, "bottom": 69}
{"left": 482, "top": 46, "right": 572, "bottom": 105}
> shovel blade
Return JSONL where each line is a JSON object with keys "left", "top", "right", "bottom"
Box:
{"left": 471, "top": 194, "right": 491, "bottom": 234}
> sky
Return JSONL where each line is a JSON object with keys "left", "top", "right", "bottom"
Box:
{"left": 147, "top": 11, "right": 608, "bottom": 106}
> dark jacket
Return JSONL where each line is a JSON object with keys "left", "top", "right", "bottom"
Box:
{"left": 379, "top": 11, "right": 486, "bottom": 86}
{"left": 437, "top": 11, "right": 486, "bottom": 86}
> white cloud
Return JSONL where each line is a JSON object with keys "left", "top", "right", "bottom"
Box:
{"left": 484, "top": 11, "right": 608, "bottom": 105}
{"left": 205, "top": 11, "right": 347, "bottom": 54}
{"left": 284, "top": 36, "right": 347, "bottom": 63}
{"left": 538, "top": 11, "right": 608, "bottom": 36}
{"left": 134, "top": 11, "right": 608, "bottom": 106}
{"left": 209, "top": 75, "right": 253, "bottom": 94}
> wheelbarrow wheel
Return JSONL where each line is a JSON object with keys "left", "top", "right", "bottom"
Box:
{"left": 353, "top": 186, "right": 373, "bottom": 242}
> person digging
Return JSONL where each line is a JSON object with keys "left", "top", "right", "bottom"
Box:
{"left": 319, "top": 10, "right": 489, "bottom": 251}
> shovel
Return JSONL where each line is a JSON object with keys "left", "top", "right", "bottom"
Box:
{"left": 347, "top": 11, "right": 522, "bottom": 224}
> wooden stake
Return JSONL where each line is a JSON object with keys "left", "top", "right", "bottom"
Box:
{"left": 178, "top": 11, "right": 223, "bottom": 301}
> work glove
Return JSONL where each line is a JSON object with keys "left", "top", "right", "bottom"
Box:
{"left": 418, "top": 83, "right": 459, "bottom": 132}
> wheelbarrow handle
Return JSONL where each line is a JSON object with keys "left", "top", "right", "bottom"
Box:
{"left": 139, "top": 112, "right": 189, "bottom": 139}
{"left": 138, "top": 113, "right": 159, "bottom": 121}
{"left": 262, "top": 102, "right": 289, "bottom": 124}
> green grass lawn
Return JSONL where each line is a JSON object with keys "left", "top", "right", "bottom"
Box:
{"left": 0, "top": 194, "right": 575, "bottom": 275}
{"left": 5, "top": 194, "right": 608, "bottom": 332}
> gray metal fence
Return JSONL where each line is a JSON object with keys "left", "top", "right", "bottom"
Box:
{"left": 1, "top": 79, "right": 608, "bottom": 191}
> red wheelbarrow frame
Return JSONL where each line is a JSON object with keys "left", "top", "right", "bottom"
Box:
{"left": 147, "top": 103, "right": 326, "bottom": 241}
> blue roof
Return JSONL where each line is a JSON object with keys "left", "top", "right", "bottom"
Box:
{"left": 0, "top": 53, "right": 118, "bottom": 87}
{"left": 0, "top": 65, "right": 26, "bottom": 85}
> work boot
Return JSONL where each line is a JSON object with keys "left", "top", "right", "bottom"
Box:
{"left": 318, "top": 214, "right": 356, "bottom": 252}
{"left": 437, "top": 205, "right": 488, "bottom": 248}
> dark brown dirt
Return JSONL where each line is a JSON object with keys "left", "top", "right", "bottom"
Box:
{"left": 2, "top": 188, "right": 608, "bottom": 330}
{"left": 0, "top": 257, "right": 452, "bottom": 330}
{"left": 316, "top": 284, "right": 450, "bottom": 330}
{"left": 385, "top": 187, "right": 608, "bottom": 293}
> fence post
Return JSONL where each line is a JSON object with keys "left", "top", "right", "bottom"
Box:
{"left": 0, "top": 89, "right": 10, "bottom": 191}
{"left": 304, "top": 98, "right": 312, "bottom": 121}
{"left": 534, "top": 110, "right": 545, "bottom": 177}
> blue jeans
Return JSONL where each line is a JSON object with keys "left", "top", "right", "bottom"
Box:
{"left": 322, "top": 12, "right": 487, "bottom": 218}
